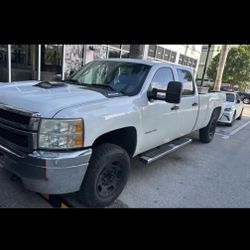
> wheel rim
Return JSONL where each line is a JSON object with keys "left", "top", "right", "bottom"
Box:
{"left": 96, "top": 161, "right": 122, "bottom": 199}
{"left": 244, "top": 98, "right": 250, "bottom": 104}
{"left": 209, "top": 120, "right": 216, "bottom": 138}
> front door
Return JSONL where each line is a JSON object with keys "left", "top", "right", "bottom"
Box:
{"left": 141, "top": 67, "right": 181, "bottom": 152}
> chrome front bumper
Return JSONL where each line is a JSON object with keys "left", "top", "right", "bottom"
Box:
{"left": 218, "top": 111, "right": 233, "bottom": 124}
{"left": 0, "top": 144, "right": 92, "bottom": 194}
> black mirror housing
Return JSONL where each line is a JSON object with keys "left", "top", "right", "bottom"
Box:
{"left": 165, "top": 81, "right": 183, "bottom": 104}
{"left": 148, "top": 81, "right": 183, "bottom": 103}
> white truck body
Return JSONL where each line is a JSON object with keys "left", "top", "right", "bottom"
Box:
{"left": 0, "top": 59, "right": 226, "bottom": 204}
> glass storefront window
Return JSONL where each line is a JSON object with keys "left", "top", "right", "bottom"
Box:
{"left": 93, "top": 45, "right": 108, "bottom": 59}
{"left": 0, "top": 45, "right": 8, "bottom": 82}
{"left": 11, "top": 45, "right": 38, "bottom": 81}
{"left": 109, "top": 45, "right": 121, "bottom": 49}
{"left": 41, "top": 44, "right": 63, "bottom": 81}
{"left": 156, "top": 46, "right": 164, "bottom": 60}
{"left": 122, "top": 45, "right": 130, "bottom": 51}
{"left": 108, "top": 48, "right": 120, "bottom": 58}
{"left": 148, "top": 45, "right": 157, "bottom": 57}
{"left": 121, "top": 50, "right": 130, "bottom": 58}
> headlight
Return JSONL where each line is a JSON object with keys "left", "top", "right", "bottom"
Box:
{"left": 224, "top": 108, "right": 232, "bottom": 111}
{"left": 38, "top": 119, "right": 83, "bottom": 149}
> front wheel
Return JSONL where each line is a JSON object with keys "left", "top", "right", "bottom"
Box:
{"left": 199, "top": 113, "right": 218, "bottom": 143}
{"left": 77, "top": 143, "right": 130, "bottom": 208}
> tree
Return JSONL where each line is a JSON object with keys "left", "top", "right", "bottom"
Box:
{"left": 207, "top": 45, "right": 250, "bottom": 90}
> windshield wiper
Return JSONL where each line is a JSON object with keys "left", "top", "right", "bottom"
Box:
{"left": 63, "top": 79, "right": 81, "bottom": 85}
{"left": 90, "top": 83, "right": 124, "bottom": 95}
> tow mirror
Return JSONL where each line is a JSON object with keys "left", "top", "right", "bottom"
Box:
{"left": 148, "top": 81, "right": 182, "bottom": 104}
{"left": 165, "top": 81, "right": 183, "bottom": 104}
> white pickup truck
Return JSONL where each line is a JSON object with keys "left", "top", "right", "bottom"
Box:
{"left": 0, "top": 59, "right": 225, "bottom": 207}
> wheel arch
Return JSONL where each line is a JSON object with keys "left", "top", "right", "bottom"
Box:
{"left": 92, "top": 126, "right": 137, "bottom": 158}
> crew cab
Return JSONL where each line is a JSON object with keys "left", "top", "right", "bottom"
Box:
{"left": 0, "top": 59, "right": 226, "bottom": 207}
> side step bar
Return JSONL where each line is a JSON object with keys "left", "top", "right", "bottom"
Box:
{"left": 139, "top": 137, "right": 192, "bottom": 164}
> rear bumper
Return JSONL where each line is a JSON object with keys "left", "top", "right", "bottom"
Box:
{"left": 0, "top": 144, "right": 92, "bottom": 194}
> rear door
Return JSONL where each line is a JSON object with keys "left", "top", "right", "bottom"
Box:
{"left": 175, "top": 68, "right": 199, "bottom": 136}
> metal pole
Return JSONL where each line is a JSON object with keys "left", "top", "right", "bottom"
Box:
{"left": 61, "top": 45, "right": 65, "bottom": 80}
{"left": 37, "top": 45, "right": 41, "bottom": 80}
{"left": 7, "top": 45, "right": 11, "bottom": 83}
{"left": 200, "top": 44, "right": 211, "bottom": 86}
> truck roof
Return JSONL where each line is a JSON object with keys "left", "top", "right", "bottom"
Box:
{"left": 94, "top": 58, "right": 194, "bottom": 71}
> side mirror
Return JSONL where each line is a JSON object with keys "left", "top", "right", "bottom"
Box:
{"left": 165, "top": 81, "right": 183, "bottom": 104}
{"left": 237, "top": 99, "right": 241, "bottom": 104}
{"left": 148, "top": 81, "right": 182, "bottom": 104}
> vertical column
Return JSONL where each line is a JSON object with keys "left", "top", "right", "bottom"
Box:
{"left": 37, "top": 45, "right": 41, "bottom": 80}
{"left": 61, "top": 45, "right": 65, "bottom": 80}
{"left": 8, "top": 45, "right": 11, "bottom": 83}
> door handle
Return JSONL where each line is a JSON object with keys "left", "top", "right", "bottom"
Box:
{"left": 192, "top": 102, "right": 198, "bottom": 107}
{"left": 171, "top": 105, "right": 180, "bottom": 111}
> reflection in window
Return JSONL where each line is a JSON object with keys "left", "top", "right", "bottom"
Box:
{"left": 108, "top": 48, "right": 120, "bottom": 58}
{"left": 148, "top": 45, "right": 157, "bottom": 57}
{"left": 11, "top": 45, "right": 38, "bottom": 81}
{"left": 121, "top": 51, "right": 130, "bottom": 58}
{"left": 156, "top": 47, "right": 164, "bottom": 60}
{"left": 177, "top": 69, "right": 194, "bottom": 95}
{"left": 151, "top": 68, "right": 174, "bottom": 91}
{"left": 0, "top": 44, "right": 8, "bottom": 82}
{"left": 41, "top": 45, "right": 63, "bottom": 81}
{"left": 109, "top": 45, "right": 121, "bottom": 49}
{"left": 93, "top": 45, "right": 108, "bottom": 59}
{"left": 122, "top": 45, "right": 130, "bottom": 51}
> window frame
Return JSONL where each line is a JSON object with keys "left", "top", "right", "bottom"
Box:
{"left": 176, "top": 68, "right": 196, "bottom": 97}
{"left": 149, "top": 66, "right": 175, "bottom": 92}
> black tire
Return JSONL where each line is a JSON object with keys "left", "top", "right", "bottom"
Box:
{"left": 237, "top": 109, "right": 243, "bottom": 120}
{"left": 77, "top": 143, "right": 130, "bottom": 208}
{"left": 199, "top": 111, "right": 218, "bottom": 143}
{"left": 243, "top": 98, "right": 250, "bottom": 104}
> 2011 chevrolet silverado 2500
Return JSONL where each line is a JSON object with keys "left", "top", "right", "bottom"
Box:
{"left": 0, "top": 59, "right": 226, "bottom": 207}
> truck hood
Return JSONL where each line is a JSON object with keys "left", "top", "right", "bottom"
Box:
{"left": 0, "top": 81, "right": 108, "bottom": 117}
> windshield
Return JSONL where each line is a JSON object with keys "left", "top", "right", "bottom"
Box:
{"left": 68, "top": 61, "right": 151, "bottom": 95}
{"left": 226, "top": 93, "right": 235, "bottom": 102}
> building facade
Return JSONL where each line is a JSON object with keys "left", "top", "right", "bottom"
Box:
{"left": 0, "top": 44, "right": 202, "bottom": 83}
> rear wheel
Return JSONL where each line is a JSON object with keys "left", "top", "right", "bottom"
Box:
{"left": 77, "top": 143, "right": 130, "bottom": 208}
{"left": 199, "top": 111, "right": 218, "bottom": 143}
{"left": 243, "top": 98, "right": 250, "bottom": 104}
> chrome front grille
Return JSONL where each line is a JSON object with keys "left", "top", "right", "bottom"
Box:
{"left": 0, "top": 104, "right": 40, "bottom": 152}
{"left": 0, "top": 104, "right": 40, "bottom": 131}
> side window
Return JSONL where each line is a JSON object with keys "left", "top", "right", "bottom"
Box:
{"left": 177, "top": 69, "right": 195, "bottom": 96}
{"left": 151, "top": 67, "right": 174, "bottom": 90}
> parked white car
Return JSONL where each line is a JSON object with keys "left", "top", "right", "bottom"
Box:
{"left": 218, "top": 92, "right": 244, "bottom": 126}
